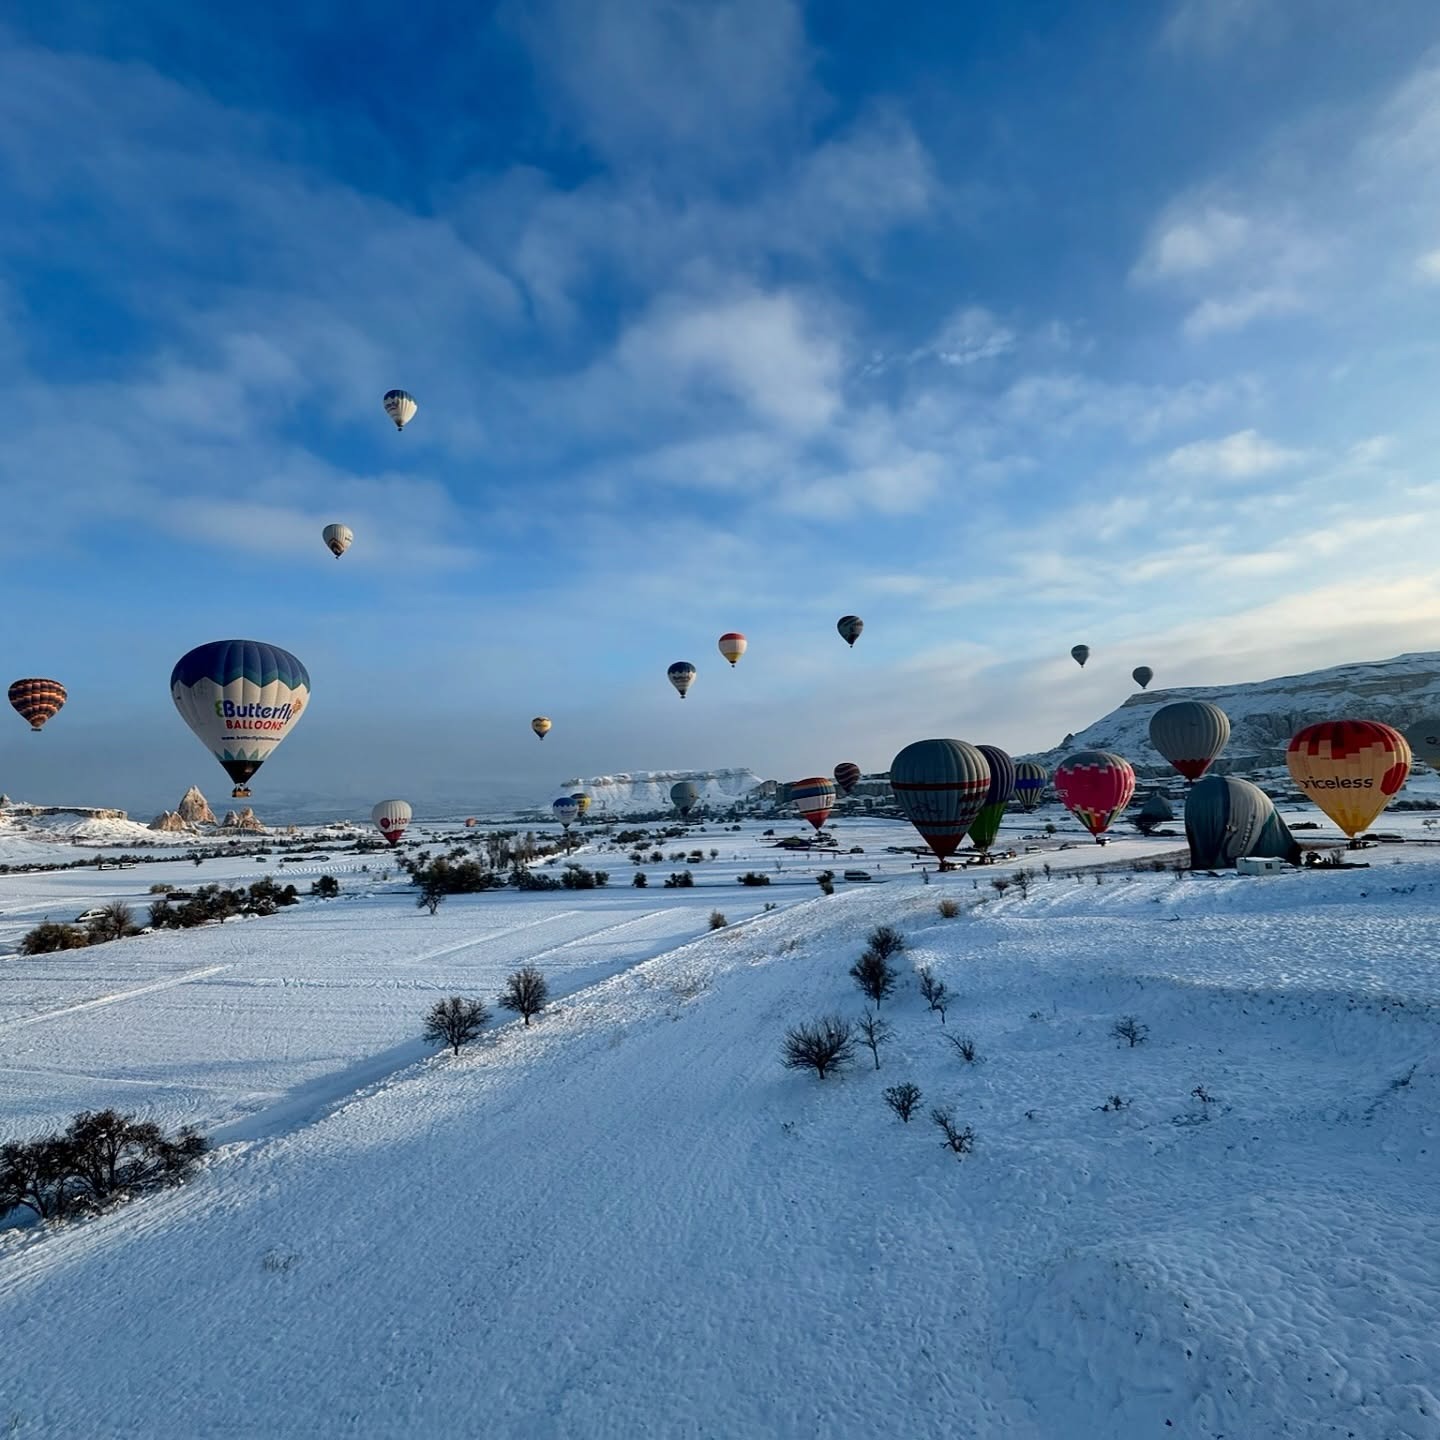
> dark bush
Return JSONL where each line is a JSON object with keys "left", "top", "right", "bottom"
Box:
{"left": 424, "top": 996, "right": 490, "bottom": 1056}
{"left": 560, "top": 864, "right": 610, "bottom": 889}
{"left": 816, "top": 870, "right": 835, "bottom": 895}
{"left": 738, "top": 872, "right": 771, "bottom": 886}
{"left": 866, "top": 925, "right": 906, "bottom": 960}
{"left": 310, "top": 875, "right": 340, "bottom": 899}
{"left": 937, "top": 897, "right": 960, "bottom": 919}
{"left": 632, "top": 872, "right": 649, "bottom": 888}
{"left": 781, "top": 1017, "right": 854, "bottom": 1079}
{"left": 663, "top": 871, "right": 695, "bottom": 889}
{"left": 850, "top": 949, "right": 897, "bottom": 1008}
{"left": 884, "top": 1082, "right": 922, "bottom": 1122}
{"left": 511, "top": 866, "right": 562, "bottom": 891}
{"left": 1110, "top": 1015, "right": 1149, "bottom": 1048}
{"left": 709, "top": 911, "right": 728, "bottom": 930}
{"left": 19, "top": 921, "right": 90, "bottom": 955}
{"left": 930, "top": 1108, "right": 975, "bottom": 1156}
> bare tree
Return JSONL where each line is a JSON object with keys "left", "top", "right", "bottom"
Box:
{"left": 865, "top": 925, "right": 906, "bottom": 960}
{"left": 1110, "top": 1015, "right": 1149, "bottom": 1048}
{"left": 86, "top": 901, "right": 139, "bottom": 944}
{"left": 781, "top": 1016, "right": 854, "bottom": 1079}
{"left": 855, "top": 1012, "right": 891, "bottom": 1070}
{"left": 0, "top": 1134, "right": 76, "bottom": 1219}
{"left": 883, "top": 1082, "right": 922, "bottom": 1122}
{"left": 930, "top": 1107, "right": 975, "bottom": 1155}
{"left": 850, "top": 949, "right": 897, "bottom": 1008}
{"left": 946, "top": 1033, "right": 981, "bottom": 1064}
{"left": 917, "top": 967, "right": 949, "bottom": 1024}
{"left": 424, "top": 996, "right": 490, "bottom": 1055}
{"left": 416, "top": 876, "right": 446, "bottom": 915}
{"left": 500, "top": 966, "right": 549, "bottom": 1026}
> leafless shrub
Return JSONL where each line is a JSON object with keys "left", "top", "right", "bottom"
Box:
{"left": 937, "top": 897, "right": 960, "bottom": 919}
{"left": 781, "top": 1016, "right": 854, "bottom": 1079}
{"left": 883, "top": 1082, "right": 922, "bottom": 1122}
{"left": 1110, "top": 1015, "right": 1148, "bottom": 1048}
{"left": 916, "top": 966, "right": 949, "bottom": 1024}
{"left": 424, "top": 996, "right": 490, "bottom": 1055}
{"left": 855, "top": 1012, "right": 891, "bottom": 1070}
{"left": 930, "top": 1108, "right": 975, "bottom": 1155}
{"left": 946, "top": 1033, "right": 980, "bottom": 1064}
{"left": 709, "top": 910, "right": 728, "bottom": 930}
{"left": 850, "top": 949, "right": 897, "bottom": 1007}
{"left": 1098, "top": 1094, "right": 1129, "bottom": 1112}
{"left": 866, "top": 925, "right": 906, "bottom": 960}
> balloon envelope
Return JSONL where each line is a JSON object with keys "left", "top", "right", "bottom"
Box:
{"left": 837, "top": 616, "right": 864, "bottom": 647}
{"left": 382, "top": 389, "right": 417, "bottom": 430}
{"left": 833, "top": 762, "right": 861, "bottom": 795}
{"left": 1132, "top": 666, "right": 1153, "bottom": 689}
{"left": 1403, "top": 718, "right": 1440, "bottom": 770}
{"left": 322, "top": 524, "right": 353, "bottom": 558}
{"left": 1286, "top": 720, "right": 1411, "bottom": 837}
{"left": 1053, "top": 750, "right": 1136, "bottom": 838}
{"left": 1184, "top": 776, "right": 1297, "bottom": 869}
{"left": 718, "top": 633, "right": 747, "bottom": 666}
{"left": 371, "top": 799, "right": 412, "bottom": 846}
{"left": 571, "top": 792, "right": 592, "bottom": 818}
{"left": 667, "top": 662, "right": 696, "bottom": 699}
{"left": 1013, "top": 761, "right": 1048, "bottom": 812}
{"left": 790, "top": 776, "right": 836, "bottom": 832}
{"left": 968, "top": 745, "right": 1017, "bottom": 851}
{"left": 531, "top": 716, "right": 552, "bottom": 740}
{"left": 552, "top": 796, "right": 579, "bottom": 828}
{"left": 671, "top": 781, "right": 701, "bottom": 817}
{"left": 889, "top": 739, "right": 991, "bottom": 862}
{"left": 171, "top": 641, "right": 309, "bottom": 796}
{"left": 8, "top": 678, "right": 66, "bottom": 732}
{"left": 1149, "top": 701, "right": 1231, "bottom": 782}
{"left": 1071, "top": 645, "right": 1090, "bottom": 668}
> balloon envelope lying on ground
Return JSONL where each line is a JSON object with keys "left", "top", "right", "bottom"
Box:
{"left": 1053, "top": 750, "right": 1136, "bottom": 840}
{"left": 1150, "top": 700, "right": 1230, "bottom": 782}
{"left": 889, "top": 739, "right": 991, "bottom": 863}
{"left": 1184, "top": 775, "right": 1298, "bottom": 868}
{"left": 1285, "top": 720, "right": 1410, "bottom": 837}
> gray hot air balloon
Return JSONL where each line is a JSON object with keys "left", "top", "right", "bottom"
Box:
{"left": 837, "top": 615, "right": 864, "bottom": 648}
{"left": 1132, "top": 666, "right": 1154, "bottom": 689}
{"left": 1013, "top": 761, "right": 1048, "bottom": 812}
{"left": 967, "top": 744, "right": 1016, "bottom": 852}
{"left": 1403, "top": 718, "right": 1440, "bottom": 770}
{"left": 1138, "top": 792, "right": 1174, "bottom": 824}
{"left": 1184, "top": 775, "right": 1299, "bottom": 870}
{"left": 888, "top": 739, "right": 991, "bottom": 866}
{"left": 671, "top": 780, "right": 701, "bottom": 817}
{"left": 1149, "top": 700, "right": 1231, "bottom": 782}
{"left": 1071, "top": 644, "right": 1090, "bottom": 668}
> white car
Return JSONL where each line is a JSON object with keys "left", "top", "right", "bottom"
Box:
{"left": 73, "top": 907, "right": 109, "bottom": 923}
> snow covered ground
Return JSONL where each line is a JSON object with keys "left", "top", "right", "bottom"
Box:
{"left": 0, "top": 814, "right": 1436, "bottom": 1438}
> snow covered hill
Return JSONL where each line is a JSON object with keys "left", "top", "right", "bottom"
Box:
{"left": 1028, "top": 651, "right": 1440, "bottom": 779}
{"left": 561, "top": 767, "right": 766, "bottom": 814}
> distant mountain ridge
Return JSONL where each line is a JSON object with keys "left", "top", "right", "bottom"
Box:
{"left": 1025, "top": 652, "right": 1440, "bottom": 780}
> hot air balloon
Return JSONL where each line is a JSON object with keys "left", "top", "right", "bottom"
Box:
{"left": 1286, "top": 720, "right": 1411, "bottom": 839}
{"left": 531, "top": 716, "right": 552, "bottom": 740}
{"left": 1184, "top": 775, "right": 1298, "bottom": 869}
{"left": 170, "top": 641, "right": 309, "bottom": 798}
{"left": 1013, "top": 761, "right": 1049, "bottom": 812}
{"left": 1137, "top": 792, "right": 1174, "bottom": 825}
{"left": 552, "top": 796, "right": 579, "bottom": 830}
{"left": 668, "top": 662, "right": 696, "bottom": 699}
{"left": 1053, "top": 750, "right": 1136, "bottom": 841}
{"left": 718, "top": 633, "right": 747, "bottom": 667}
{"left": 889, "top": 739, "right": 991, "bottom": 865}
{"left": 1403, "top": 718, "right": 1440, "bottom": 771}
{"left": 322, "top": 524, "right": 353, "bottom": 559}
{"left": 1071, "top": 645, "right": 1090, "bottom": 668}
{"left": 571, "top": 792, "right": 592, "bottom": 819}
{"left": 671, "top": 780, "right": 701, "bottom": 817}
{"left": 382, "top": 389, "right": 417, "bottom": 431}
{"left": 8, "top": 678, "right": 66, "bottom": 732}
{"left": 967, "top": 745, "right": 1017, "bottom": 853}
{"left": 1132, "top": 666, "right": 1153, "bottom": 690}
{"left": 837, "top": 616, "right": 864, "bottom": 648}
{"left": 371, "top": 799, "right": 412, "bottom": 846}
{"left": 465, "top": 817, "right": 477, "bottom": 828}
{"left": 790, "top": 776, "right": 837, "bottom": 833}
{"left": 1149, "top": 701, "right": 1230, "bottom": 782}
{"left": 834, "top": 762, "right": 861, "bottom": 795}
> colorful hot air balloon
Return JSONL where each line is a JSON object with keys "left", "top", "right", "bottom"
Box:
{"left": 671, "top": 780, "right": 701, "bottom": 817}
{"left": 571, "top": 792, "right": 592, "bottom": 819}
{"left": 790, "top": 776, "right": 837, "bottom": 833}
{"left": 837, "top": 616, "right": 864, "bottom": 648}
{"left": 322, "top": 524, "right": 353, "bottom": 559}
{"left": 668, "top": 662, "right": 696, "bottom": 699}
{"left": 833, "top": 762, "right": 861, "bottom": 796}
{"left": 532, "top": 716, "right": 552, "bottom": 740}
{"left": 1286, "top": 720, "right": 1411, "bottom": 838}
{"left": 718, "top": 633, "right": 747, "bottom": 667}
{"left": 1403, "top": 718, "right": 1440, "bottom": 771}
{"left": 382, "top": 389, "right": 417, "bottom": 431}
{"left": 1184, "top": 775, "right": 1298, "bottom": 870}
{"left": 552, "top": 796, "right": 579, "bottom": 830}
{"left": 8, "top": 678, "right": 66, "bottom": 732}
{"left": 1149, "top": 701, "right": 1230, "bottom": 783}
{"left": 371, "top": 799, "right": 412, "bottom": 846}
{"left": 1053, "top": 750, "right": 1136, "bottom": 841}
{"left": 889, "top": 739, "right": 991, "bottom": 865}
{"left": 1132, "top": 666, "right": 1153, "bottom": 690}
{"left": 1071, "top": 645, "right": 1090, "bottom": 668}
{"left": 967, "top": 745, "right": 1017, "bottom": 853}
{"left": 1013, "top": 761, "right": 1048, "bottom": 812}
{"left": 170, "top": 641, "right": 309, "bottom": 798}
{"left": 465, "top": 817, "right": 477, "bottom": 828}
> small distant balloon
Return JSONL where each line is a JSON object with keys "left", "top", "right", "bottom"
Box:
{"left": 8, "top": 678, "right": 66, "bottom": 732}
{"left": 833, "top": 762, "right": 861, "bottom": 795}
{"left": 718, "top": 633, "right": 747, "bottom": 667}
{"left": 668, "top": 662, "right": 696, "bottom": 700}
{"left": 552, "top": 796, "right": 579, "bottom": 830}
{"left": 383, "top": 390, "right": 417, "bottom": 431}
{"left": 371, "top": 799, "right": 412, "bottom": 846}
{"left": 532, "top": 716, "right": 552, "bottom": 740}
{"left": 1071, "top": 645, "right": 1090, "bottom": 668}
{"left": 671, "top": 780, "right": 701, "bottom": 817}
{"left": 322, "top": 524, "right": 353, "bottom": 559}
{"left": 837, "top": 616, "right": 864, "bottom": 648}
{"left": 571, "top": 792, "right": 592, "bottom": 819}
{"left": 1132, "top": 666, "right": 1153, "bottom": 689}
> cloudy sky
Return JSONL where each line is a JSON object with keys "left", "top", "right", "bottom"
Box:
{"left": 3, "top": 0, "right": 1440, "bottom": 815}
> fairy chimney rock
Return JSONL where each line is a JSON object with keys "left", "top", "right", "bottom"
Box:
{"left": 176, "top": 786, "right": 217, "bottom": 826}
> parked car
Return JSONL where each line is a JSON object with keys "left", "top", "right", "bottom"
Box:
{"left": 842, "top": 869, "right": 873, "bottom": 882}
{"left": 73, "top": 907, "right": 108, "bottom": 923}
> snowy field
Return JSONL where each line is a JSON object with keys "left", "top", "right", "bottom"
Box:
{"left": 1, "top": 811, "right": 1437, "bottom": 1437}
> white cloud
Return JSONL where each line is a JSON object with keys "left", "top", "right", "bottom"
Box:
{"left": 1181, "top": 285, "right": 1305, "bottom": 337}
{"left": 1416, "top": 248, "right": 1440, "bottom": 281}
{"left": 1159, "top": 0, "right": 1275, "bottom": 57}
{"left": 1159, "top": 428, "right": 1307, "bottom": 478}
{"left": 922, "top": 307, "right": 1017, "bottom": 367}
{"left": 1134, "top": 205, "right": 1252, "bottom": 280}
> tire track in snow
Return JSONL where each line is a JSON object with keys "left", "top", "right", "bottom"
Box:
{"left": 0, "top": 965, "right": 230, "bottom": 1029}
{"left": 400, "top": 910, "right": 581, "bottom": 966}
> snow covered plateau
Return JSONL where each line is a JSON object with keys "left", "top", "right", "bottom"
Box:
{"left": 0, "top": 796, "right": 1436, "bottom": 1438}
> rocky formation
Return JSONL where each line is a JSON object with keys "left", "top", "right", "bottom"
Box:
{"left": 176, "top": 786, "right": 217, "bottom": 826}
{"left": 221, "top": 807, "right": 265, "bottom": 832}
{"left": 149, "top": 810, "right": 195, "bottom": 833}
{"left": 558, "top": 768, "right": 766, "bottom": 815}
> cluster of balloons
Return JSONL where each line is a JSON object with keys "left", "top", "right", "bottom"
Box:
{"left": 1071, "top": 644, "right": 1154, "bottom": 691}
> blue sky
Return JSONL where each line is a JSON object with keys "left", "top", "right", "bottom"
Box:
{"left": 4, "top": 0, "right": 1440, "bottom": 815}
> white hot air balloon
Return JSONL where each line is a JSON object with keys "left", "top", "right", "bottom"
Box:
{"left": 371, "top": 799, "right": 412, "bottom": 846}
{"left": 322, "top": 524, "right": 353, "bottom": 559}
{"left": 383, "top": 389, "right": 418, "bottom": 431}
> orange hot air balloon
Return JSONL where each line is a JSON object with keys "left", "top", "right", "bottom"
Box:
{"left": 718, "top": 633, "right": 747, "bottom": 666}
{"left": 1053, "top": 750, "right": 1136, "bottom": 842}
{"left": 8, "top": 678, "right": 67, "bottom": 732}
{"left": 790, "top": 776, "right": 836, "bottom": 832}
{"left": 1285, "top": 720, "right": 1411, "bottom": 838}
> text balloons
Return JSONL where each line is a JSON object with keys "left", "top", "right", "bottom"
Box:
{"left": 371, "top": 799, "right": 412, "bottom": 846}
{"left": 667, "top": 662, "right": 696, "bottom": 699}
{"left": 383, "top": 390, "right": 417, "bottom": 430}
{"left": 888, "top": 739, "right": 991, "bottom": 864}
{"left": 790, "top": 776, "right": 836, "bottom": 832}
{"left": 8, "top": 678, "right": 66, "bottom": 732}
{"left": 552, "top": 796, "right": 579, "bottom": 829}
{"left": 1054, "top": 750, "right": 1136, "bottom": 841}
{"left": 322, "top": 524, "right": 353, "bottom": 559}
{"left": 1149, "top": 701, "right": 1230, "bottom": 782}
{"left": 1285, "top": 720, "right": 1411, "bottom": 838}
